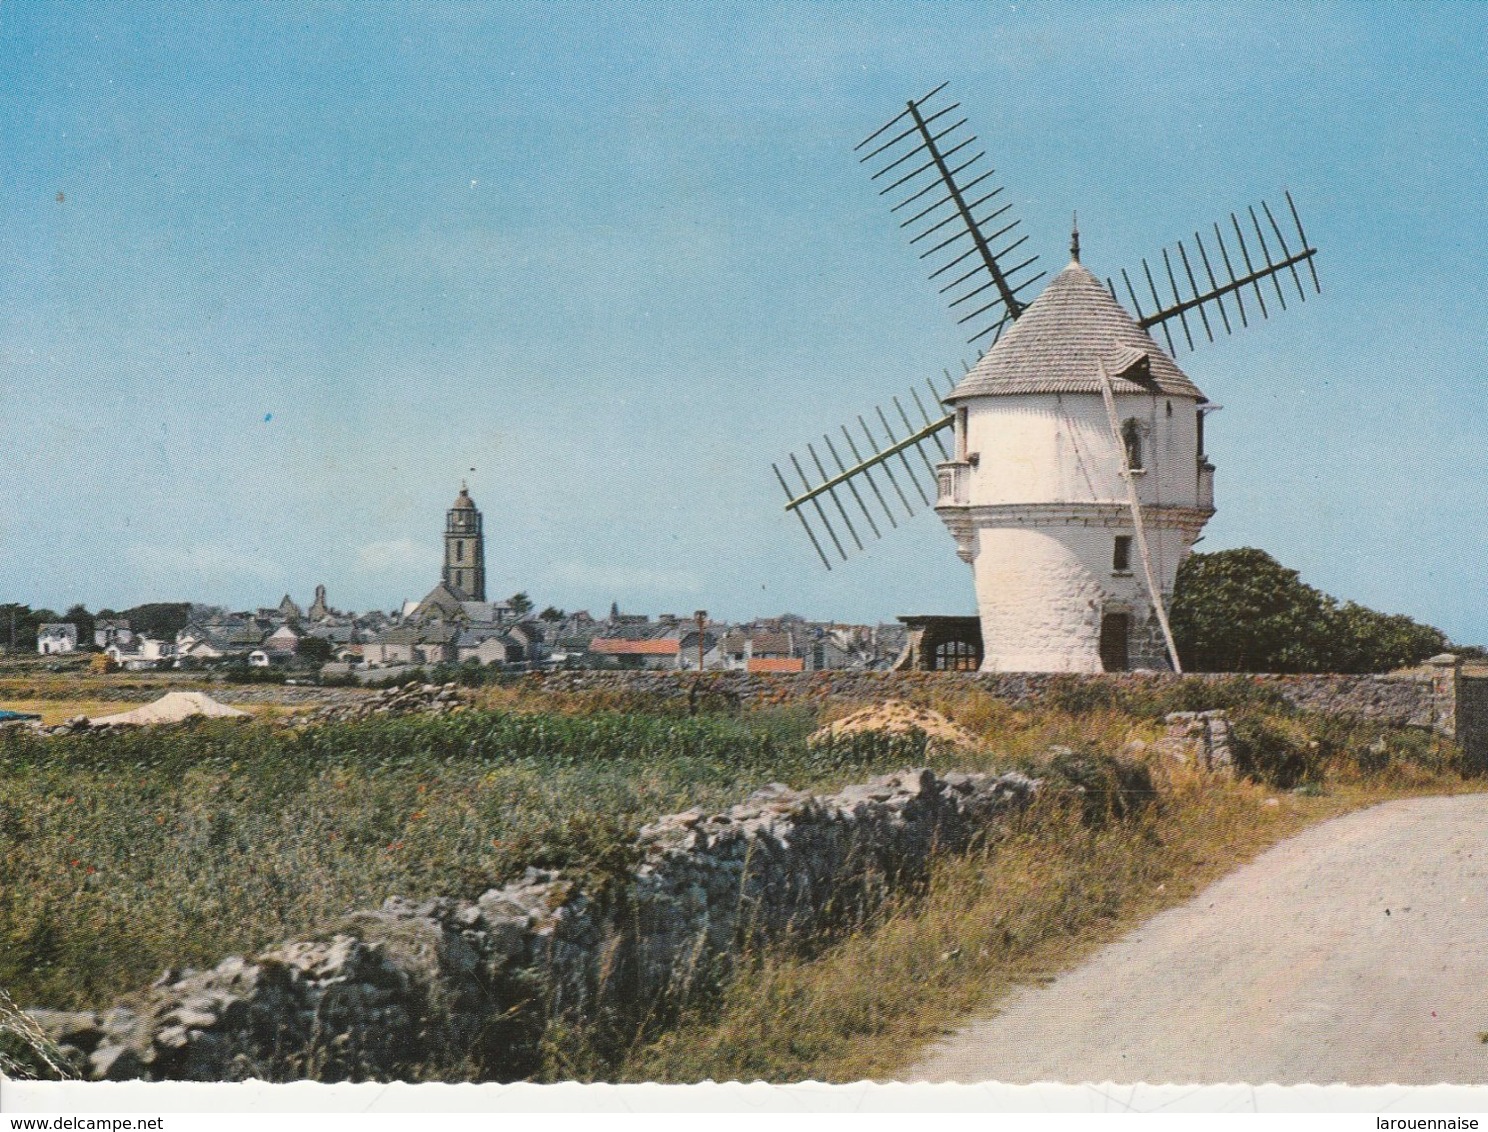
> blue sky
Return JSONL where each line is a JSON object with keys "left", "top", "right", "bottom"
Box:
{"left": 2, "top": 2, "right": 1486, "bottom": 642}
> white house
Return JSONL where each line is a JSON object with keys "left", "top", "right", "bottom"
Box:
{"left": 36, "top": 623, "right": 78, "bottom": 655}
{"left": 94, "top": 620, "right": 133, "bottom": 649}
{"left": 106, "top": 637, "right": 176, "bottom": 670}
{"left": 454, "top": 629, "right": 516, "bottom": 666}
{"left": 934, "top": 253, "right": 1214, "bottom": 672}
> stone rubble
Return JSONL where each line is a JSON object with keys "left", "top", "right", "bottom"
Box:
{"left": 1156, "top": 710, "right": 1235, "bottom": 772}
{"left": 21, "top": 715, "right": 130, "bottom": 739}
{"left": 298, "top": 682, "right": 468, "bottom": 725}
{"left": 26, "top": 766, "right": 1039, "bottom": 1083}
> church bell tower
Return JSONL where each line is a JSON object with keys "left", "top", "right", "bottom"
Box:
{"left": 443, "top": 483, "right": 486, "bottom": 601}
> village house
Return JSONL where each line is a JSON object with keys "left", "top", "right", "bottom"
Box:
{"left": 106, "top": 637, "right": 176, "bottom": 671}
{"left": 747, "top": 656, "right": 805, "bottom": 674}
{"left": 361, "top": 626, "right": 421, "bottom": 667}
{"left": 261, "top": 623, "right": 301, "bottom": 658}
{"left": 587, "top": 636, "right": 682, "bottom": 670}
{"left": 36, "top": 623, "right": 78, "bottom": 655}
{"left": 802, "top": 631, "right": 856, "bottom": 671}
{"left": 675, "top": 627, "right": 725, "bottom": 671}
{"left": 175, "top": 619, "right": 264, "bottom": 663}
{"left": 93, "top": 619, "right": 133, "bottom": 649}
{"left": 453, "top": 627, "right": 527, "bottom": 666}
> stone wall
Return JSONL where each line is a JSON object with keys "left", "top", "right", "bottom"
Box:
{"left": 27, "top": 768, "right": 1039, "bottom": 1083}
{"left": 510, "top": 665, "right": 1458, "bottom": 733}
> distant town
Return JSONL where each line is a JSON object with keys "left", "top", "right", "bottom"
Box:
{"left": 1, "top": 486, "right": 912, "bottom": 678}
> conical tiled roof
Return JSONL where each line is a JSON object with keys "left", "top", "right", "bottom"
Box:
{"left": 946, "top": 261, "right": 1206, "bottom": 402}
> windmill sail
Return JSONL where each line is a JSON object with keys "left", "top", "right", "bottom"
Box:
{"left": 1107, "top": 192, "right": 1320, "bottom": 356}
{"left": 858, "top": 83, "right": 1044, "bottom": 345}
{"left": 775, "top": 84, "right": 1045, "bottom": 571}
{"left": 772, "top": 374, "right": 959, "bottom": 569}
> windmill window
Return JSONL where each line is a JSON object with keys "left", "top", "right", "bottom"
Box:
{"left": 1113, "top": 535, "right": 1132, "bottom": 573}
{"left": 956, "top": 407, "right": 969, "bottom": 460}
{"left": 932, "top": 639, "right": 980, "bottom": 672}
{"left": 1121, "top": 418, "right": 1144, "bottom": 470}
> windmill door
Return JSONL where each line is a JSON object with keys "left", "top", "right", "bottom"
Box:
{"left": 1099, "top": 613, "right": 1130, "bottom": 672}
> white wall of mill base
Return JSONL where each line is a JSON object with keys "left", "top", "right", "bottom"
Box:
{"left": 933, "top": 259, "right": 1217, "bottom": 673}
{"left": 954, "top": 508, "right": 1207, "bottom": 672}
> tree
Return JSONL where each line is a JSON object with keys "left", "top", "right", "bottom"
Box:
{"left": 120, "top": 602, "right": 193, "bottom": 640}
{"left": 508, "top": 592, "right": 534, "bottom": 617}
{"left": 65, "top": 604, "right": 96, "bottom": 649}
{"left": 1171, "top": 548, "right": 1450, "bottom": 674}
{"left": 0, "top": 606, "right": 59, "bottom": 652}
{"left": 538, "top": 606, "right": 566, "bottom": 622}
{"left": 0, "top": 604, "right": 33, "bottom": 652}
{"left": 296, "top": 636, "right": 334, "bottom": 665}
{"left": 1321, "top": 601, "right": 1448, "bottom": 674}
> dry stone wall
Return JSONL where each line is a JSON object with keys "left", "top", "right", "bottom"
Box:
{"left": 517, "top": 667, "right": 1457, "bottom": 732}
{"left": 27, "top": 767, "right": 1039, "bottom": 1082}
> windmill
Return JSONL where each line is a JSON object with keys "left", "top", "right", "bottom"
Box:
{"left": 772, "top": 84, "right": 1320, "bottom": 673}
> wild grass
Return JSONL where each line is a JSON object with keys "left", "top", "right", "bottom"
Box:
{"left": 622, "top": 750, "right": 1476, "bottom": 1084}
{"left": 0, "top": 671, "right": 185, "bottom": 702}
{"left": 0, "top": 699, "right": 146, "bottom": 726}
{"left": 0, "top": 704, "right": 943, "bottom": 1012}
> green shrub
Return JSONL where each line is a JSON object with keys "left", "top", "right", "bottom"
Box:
{"left": 1230, "top": 715, "right": 1320, "bottom": 788}
{"left": 1044, "top": 749, "right": 1155, "bottom": 827}
{"left": 1171, "top": 548, "right": 1449, "bottom": 673}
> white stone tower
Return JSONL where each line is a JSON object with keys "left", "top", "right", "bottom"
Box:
{"left": 934, "top": 245, "right": 1215, "bottom": 672}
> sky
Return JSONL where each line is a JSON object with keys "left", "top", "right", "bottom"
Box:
{"left": 1, "top": 2, "right": 1486, "bottom": 642}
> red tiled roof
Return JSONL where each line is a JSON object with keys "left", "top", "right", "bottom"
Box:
{"left": 589, "top": 637, "right": 681, "bottom": 656}
{"left": 747, "top": 657, "right": 804, "bottom": 673}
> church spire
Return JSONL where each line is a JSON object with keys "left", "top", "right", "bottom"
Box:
{"left": 1070, "top": 212, "right": 1080, "bottom": 263}
{"left": 442, "top": 485, "right": 486, "bottom": 601}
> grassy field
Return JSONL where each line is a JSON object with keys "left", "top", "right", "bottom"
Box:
{"left": 2, "top": 699, "right": 151, "bottom": 726}
{"left": 0, "top": 669, "right": 209, "bottom": 725}
{"left": 0, "top": 678, "right": 1475, "bottom": 1082}
{"left": 1, "top": 701, "right": 942, "bottom": 1011}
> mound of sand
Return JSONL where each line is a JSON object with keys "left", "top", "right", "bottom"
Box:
{"left": 89, "top": 691, "right": 250, "bottom": 727}
{"left": 809, "top": 700, "right": 978, "bottom": 752}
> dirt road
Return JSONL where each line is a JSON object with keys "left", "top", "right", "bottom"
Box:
{"left": 906, "top": 794, "right": 1488, "bottom": 1085}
